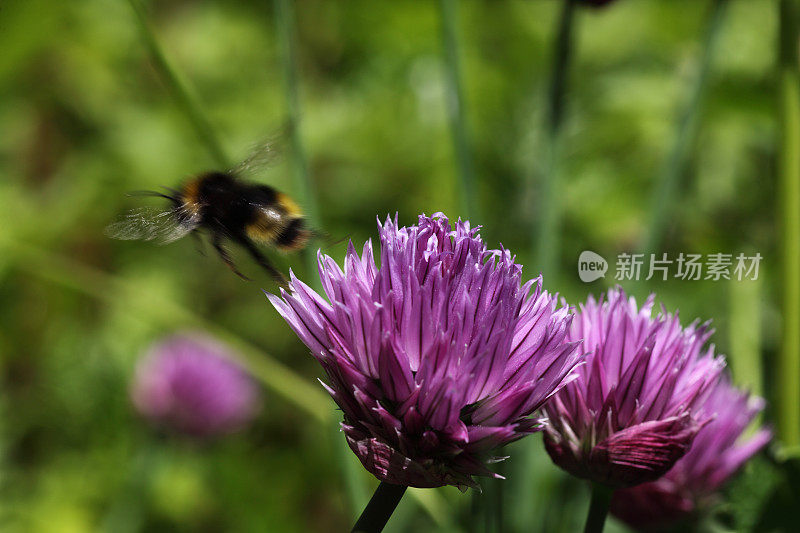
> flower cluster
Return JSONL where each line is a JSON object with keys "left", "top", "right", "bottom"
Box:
{"left": 269, "top": 213, "right": 582, "bottom": 489}
{"left": 610, "top": 375, "right": 771, "bottom": 529}
{"left": 542, "top": 288, "right": 726, "bottom": 488}
{"left": 267, "top": 212, "right": 772, "bottom": 532}
{"left": 131, "top": 333, "right": 261, "bottom": 438}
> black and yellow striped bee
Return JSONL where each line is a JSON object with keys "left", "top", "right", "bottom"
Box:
{"left": 105, "top": 142, "right": 312, "bottom": 287}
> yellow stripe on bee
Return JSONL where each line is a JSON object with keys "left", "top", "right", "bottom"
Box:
{"left": 276, "top": 192, "right": 303, "bottom": 217}
{"left": 246, "top": 224, "right": 280, "bottom": 244}
{"left": 181, "top": 178, "right": 203, "bottom": 217}
{"left": 245, "top": 208, "right": 282, "bottom": 244}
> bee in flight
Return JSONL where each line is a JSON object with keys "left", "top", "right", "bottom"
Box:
{"left": 105, "top": 140, "right": 311, "bottom": 287}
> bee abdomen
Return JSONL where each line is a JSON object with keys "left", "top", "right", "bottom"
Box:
{"left": 275, "top": 218, "right": 309, "bottom": 251}
{"left": 275, "top": 192, "right": 302, "bottom": 218}
{"left": 245, "top": 207, "right": 283, "bottom": 244}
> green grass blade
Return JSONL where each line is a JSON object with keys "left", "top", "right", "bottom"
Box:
{"left": 439, "top": 0, "right": 479, "bottom": 222}
{"left": 406, "top": 488, "right": 455, "bottom": 531}
{"left": 0, "top": 236, "right": 331, "bottom": 422}
{"left": 273, "top": 0, "right": 321, "bottom": 283}
{"left": 127, "top": 0, "right": 231, "bottom": 169}
{"left": 331, "top": 417, "right": 370, "bottom": 521}
{"left": 728, "top": 276, "right": 763, "bottom": 399}
{"left": 532, "top": 0, "right": 576, "bottom": 283}
{"left": 641, "top": 0, "right": 729, "bottom": 256}
{"left": 515, "top": 3, "right": 577, "bottom": 529}
{"left": 777, "top": 0, "right": 800, "bottom": 448}
{"left": 271, "top": 0, "right": 373, "bottom": 519}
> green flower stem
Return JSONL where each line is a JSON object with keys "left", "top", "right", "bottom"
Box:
{"left": 533, "top": 0, "right": 575, "bottom": 282}
{"left": 351, "top": 482, "right": 407, "bottom": 533}
{"left": 1, "top": 236, "right": 330, "bottom": 421}
{"left": 641, "top": 0, "right": 728, "bottom": 256}
{"left": 127, "top": 0, "right": 231, "bottom": 169}
{"left": 408, "top": 488, "right": 451, "bottom": 530}
{"left": 440, "top": 0, "right": 478, "bottom": 221}
{"left": 273, "top": 0, "right": 320, "bottom": 283}
{"left": 728, "top": 277, "right": 763, "bottom": 400}
{"left": 778, "top": 0, "right": 800, "bottom": 448}
{"left": 273, "top": 0, "right": 318, "bottom": 225}
{"left": 583, "top": 483, "right": 613, "bottom": 533}
{"left": 515, "top": 2, "right": 577, "bottom": 525}
{"left": 492, "top": 466, "right": 504, "bottom": 533}
{"left": 270, "top": 0, "right": 371, "bottom": 515}
{"left": 332, "top": 417, "right": 371, "bottom": 521}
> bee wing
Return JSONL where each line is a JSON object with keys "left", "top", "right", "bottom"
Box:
{"left": 228, "top": 125, "right": 289, "bottom": 178}
{"left": 104, "top": 206, "right": 199, "bottom": 245}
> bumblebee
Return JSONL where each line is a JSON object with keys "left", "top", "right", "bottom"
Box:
{"left": 106, "top": 144, "right": 312, "bottom": 287}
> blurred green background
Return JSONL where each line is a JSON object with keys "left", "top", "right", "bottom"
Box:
{"left": 0, "top": 0, "right": 791, "bottom": 531}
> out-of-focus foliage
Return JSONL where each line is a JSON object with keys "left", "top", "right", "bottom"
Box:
{"left": 0, "top": 0, "right": 786, "bottom": 531}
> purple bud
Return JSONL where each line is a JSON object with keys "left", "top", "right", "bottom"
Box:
{"left": 131, "top": 333, "right": 261, "bottom": 438}
{"left": 610, "top": 375, "right": 771, "bottom": 528}
{"left": 542, "top": 287, "right": 725, "bottom": 488}
{"left": 269, "top": 213, "right": 583, "bottom": 489}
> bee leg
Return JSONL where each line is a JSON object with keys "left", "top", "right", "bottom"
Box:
{"left": 212, "top": 236, "right": 252, "bottom": 281}
{"left": 311, "top": 228, "right": 348, "bottom": 248}
{"left": 237, "top": 238, "right": 290, "bottom": 289}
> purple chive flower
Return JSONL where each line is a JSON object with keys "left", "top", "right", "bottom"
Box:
{"left": 542, "top": 287, "right": 726, "bottom": 488}
{"left": 131, "top": 333, "right": 261, "bottom": 438}
{"left": 269, "top": 213, "right": 582, "bottom": 489}
{"left": 610, "top": 375, "right": 771, "bottom": 529}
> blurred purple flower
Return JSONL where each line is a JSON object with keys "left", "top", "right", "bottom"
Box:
{"left": 542, "top": 287, "right": 725, "bottom": 488}
{"left": 269, "top": 213, "right": 582, "bottom": 489}
{"left": 610, "top": 375, "right": 771, "bottom": 529}
{"left": 131, "top": 333, "right": 261, "bottom": 438}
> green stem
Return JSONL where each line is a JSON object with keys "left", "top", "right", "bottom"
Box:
{"left": 273, "top": 0, "right": 320, "bottom": 283}
{"left": 271, "top": 0, "right": 370, "bottom": 515}
{"left": 332, "top": 417, "right": 370, "bottom": 521}
{"left": 778, "top": 0, "right": 800, "bottom": 448}
{"left": 1, "top": 236, "right": 330, "bottom": 421}
{"left": 582, "top": 483, "right": 612, "bottom": 533}
{"left": 641, "top": 0, "right": 728, "bottom": 255}
{"left": 493, "top": 468, "right": 504, "bottom": 533}
{"left": 406, "top": 488, "right": 451, "bottom": 530}
{"left": 439, "top": 0, "right": 478, "bottom": 221}
{"left": 533, "top": 0, "right": 575, "bottom": 281}
{"left": 469, "top": 488, "right": 480, "bottom": 533}
{"left": 351, "top": 482, "right": 407, "bottom": 533}
{"left": 478, "top": 465, "right": 505, "bottom": 533}
{"left": 127, "top": 0, "right": 231, "bottom": 169}
{"left": 728, "top": 276, "right": 763, "bottom": 400}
